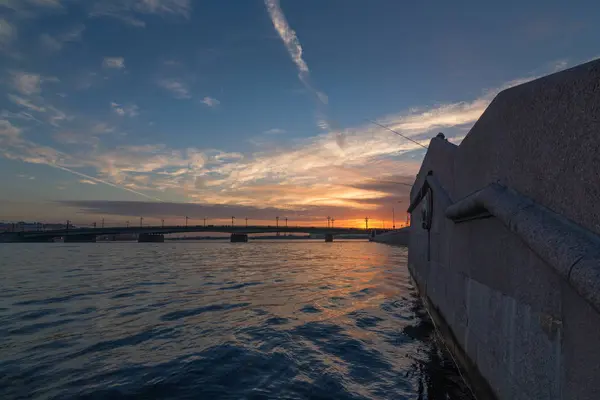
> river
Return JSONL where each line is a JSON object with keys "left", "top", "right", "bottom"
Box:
{"left": 0, "top": 241, "right": 473, "bottom": 399}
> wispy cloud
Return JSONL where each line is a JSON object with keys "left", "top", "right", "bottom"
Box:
{"left": 0, "top": 68, "right": 544, "bottom": 219}
{"left": 201, "top": 96, "right": 220, "bottom": 107}
{"left": 0, "top": 18, "right": 17, "bottom": 49}
{"left": 102, "top": 57, "right": 125, "bottom": 69}
{"left": 17, "top": 173, "right": 36, "bottom": 180}
{"left": 40, "top": 24, "right": 84, "bottom": 52}
{"left": 79, "top": 179, "right": 97, "bottom": 185}
{"left": 111, "top": 102, "right": 139, "bottom": 117}
{"left": 7, "top": 94, "right": 46, "bottom": 113}
{"left": 133, "top": 0, "right": 191, "bottom": 17}
{"left": 90, "top": 0, "right": 191, "bottom": 27}
{"left": 264, "top": 128, "right": 285, "bottom": 135}
{"left": 10, "top": 72, "right": 42, "bottom": 95}
{"left": 158, "top": 79, "right": 191, "bottom": 99}
{"left": 0, "top": 119, "right": 21, "bottom": 139}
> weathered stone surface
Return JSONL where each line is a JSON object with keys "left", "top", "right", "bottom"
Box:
{"left": 561, "top": 280, "right": 600, "bottom": 400}
{"left": 408, "top": 58, "right": 600, "bottom": 400}
{"left": 454, "top": 59, "right": 600, "bottom": 236}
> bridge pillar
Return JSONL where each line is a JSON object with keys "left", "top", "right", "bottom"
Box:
{"left": 230, "top": 233, "right": 248, "bottom": 242}
{"left": 138, "top": 233, "right": 165, "bottom": 243}
{"left": 64, "top": 234, "right": 97, "bottom": 243}
{"left": 325, "top": 233, "right": 334, "bottom": 242}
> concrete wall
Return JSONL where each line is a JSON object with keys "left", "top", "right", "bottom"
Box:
{"left": 408, "top": 59, "right": 600, "bottom": 400}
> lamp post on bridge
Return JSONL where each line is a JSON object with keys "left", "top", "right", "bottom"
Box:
{"left": 331, "top": 218, "right": 334, "bottom": 229}
{"left": 326, "top": 216, "right": 330, "bottom": 228}
{"left": 185, "top": 216, "right": 189, "bottom": 227}
{"left": 392, "top": 207, "right": 395, "bottom": 230}
{"left": 203, "top": 217, "right": 207, "bottom": 227}
{"left": 126, "top": 220, "right": 129, "bottom": 228}
{"left": 161, "top": 219, "right": 165, "bottom": 228}
{"left": 231, "top": 216, "right": 235, "bottom": 227}
{"left": 245, "top": 217, "right": 248, "bottom": 228}
{"left": 276, "top": 216, "right": 279, "bottom": 236}
{"left": 365, "top": 217, "right": 369, "bottom": 230}
{"left": 140, "top": 217, "right": 143, "bottom": 228}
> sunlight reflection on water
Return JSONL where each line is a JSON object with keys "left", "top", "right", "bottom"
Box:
{"left": 0, "top": 241, "right": 473, "bottom": 399}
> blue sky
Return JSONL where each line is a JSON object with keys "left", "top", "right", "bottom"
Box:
{"left": 0, "top": 0, "right": 598, "bottom": 227}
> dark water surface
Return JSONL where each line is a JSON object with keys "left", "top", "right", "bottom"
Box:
{"left": 0, "top": 241, "right": 473, "bottom": 399}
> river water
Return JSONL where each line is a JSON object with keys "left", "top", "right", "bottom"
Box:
{"left": 0, "top": 241, "right": 473, "bottom": 400}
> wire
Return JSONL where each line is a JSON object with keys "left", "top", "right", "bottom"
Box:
{"left": 366, "top": 118, "right": 429, "bottom": 150}
{"left": 422, "top": 302, "right": 479, "bottom": 400}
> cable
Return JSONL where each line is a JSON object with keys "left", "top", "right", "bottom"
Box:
{"left": 422, "top": 303, "right": 479, "bottom": 400}
{"left": 366, "top": 118, "right": 429, "bottom": 150}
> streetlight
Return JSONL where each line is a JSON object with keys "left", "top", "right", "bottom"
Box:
{"left": 393, "top": 207, "right": 396, "bottom": 230}
{"left": 203, "top": 217, "right": 207, "bottom": 227}
{"left": 365, "top": 217, "right": 369, "bottom": 230}
{"left": 285, "top": 217, "right": 288, "bottom": 228}
{"left": 276, "top": 216, "right": 279, "bottom": 236}
{"left": 140, "top": 217, "right": 143, "bottom": 227}
{"left": 161, "top": 219, "right": 165, "bottom": 228}
{"left": 185, "top": 216, "right": 189, "bottom": 227}
{"left": 327, "top": 216, "right": 331, "bottom": 228}
{"left": 102, "top": 218, "right": 105, "bottom": 228}
{"left": 331, "top": 218, "right": 334, "bottom": 228}
{"left": 126, "top": 220, "right": 130, "bottom": 228}
{"left": 245, "top": 217, "right": 248, "bottom": 227}
{"left": 231, "top": 216, "right": 235, "bottom": 227}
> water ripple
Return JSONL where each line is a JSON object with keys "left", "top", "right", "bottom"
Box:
{"left": 0, "top": 241, "right": 473, "bottom": 400}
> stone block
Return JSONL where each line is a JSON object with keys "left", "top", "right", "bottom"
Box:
{"left": 561, "top": 280, "right": 600, "bottom": 400}
{"left": 511, "top": 250, "right": 562, "bottom": 318}
{"left": 511, "top": 300, "right": 562, "bottom": 400}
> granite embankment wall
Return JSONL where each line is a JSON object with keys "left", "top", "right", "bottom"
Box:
{"left": 370, "top": 228, "right": 409, "bottom": 246}
{"left": 407, "top": 59, "right": 600, "bottom": 400}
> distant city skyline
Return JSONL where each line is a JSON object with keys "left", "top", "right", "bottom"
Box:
{"left": 1, "top": 0, "right": 598, "bottom": 227}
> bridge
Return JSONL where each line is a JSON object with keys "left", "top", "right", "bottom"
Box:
{"left": 0, "top": 225, "right": 390, "bottom": 243}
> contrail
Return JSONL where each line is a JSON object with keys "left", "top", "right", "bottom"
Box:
{"left": 264, "top": 0, "right": 336, "bottom": 135}
{"left": 50, "top": 164, "right": 164, "bottom": 202}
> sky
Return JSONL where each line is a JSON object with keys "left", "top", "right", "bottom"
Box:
{"left": 0, "top": 0, "right": 598, "bottom": 228}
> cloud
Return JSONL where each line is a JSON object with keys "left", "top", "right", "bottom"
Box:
{"left": 90, "top": 0, "right": 191, "bottom": 27}
{"left": 264, "top": 0, "right": 330, "bottom": 132}
{"left": 102, "top": 57, "right": 125, "bottom": 69}
{"left": 40, "top": 25, "right": 84, "bottom": 52}
{"left": 10, "top": 72, "right": 42, "bottom": 95}
{"left": 0, "top": 119, "right": 21, "bottom": 139}
{"left": 79, "top": 179, "right": 97, "bottom": 185}
{"left": 0, "top": 18, "right": 17, "bottom": 49}
{"left": 133, "top": 0, "right": 191, "bottom": 17}
{"left": 264, "top": 128, "right": 285, "bottom": 135}
{"left": 158, "top": 79, "right": 191, "bottom": 99}
{"left": 201, "top": 96, "right": 220, "bottom": 107}
{"left": 26, "top": 0, "right": 63, "bottom": 7}
{"left": 7, "top": 94, "right": 46, "bottom": 113}
{"left": 111, "top": 102, "right": 139, "bottom": 117}
{"left": 17, "top": 173, "right": 36, "bottom": 180}
{"left": 264, "top": 0, "right": 308, "bottom": 73}
{"left": 0, "top": 68, "right": 543, "bottom": 220}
